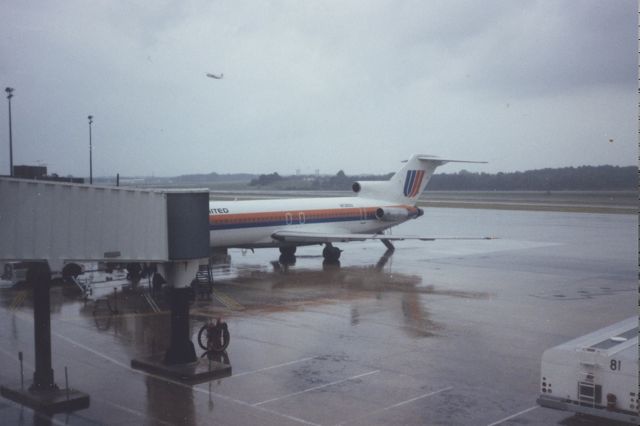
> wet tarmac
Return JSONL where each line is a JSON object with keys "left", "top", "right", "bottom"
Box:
{"left": 0, "top": 208, "right": 636, "bottom": 425}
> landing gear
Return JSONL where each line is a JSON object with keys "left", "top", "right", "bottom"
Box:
{"left": 381, "top": 239, "right": 395, "bottom": 251}
{"left": 279, "top": 246, "right": 297, "bottom": 266}
{"left": 322, "top": 243, "right": 342, "bottom": 262}
{"left": 279, "top": 246, "right": 297, "bottom": 257}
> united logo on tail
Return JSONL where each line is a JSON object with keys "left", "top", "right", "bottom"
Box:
{"left": 403, "top": 170, "right": 425, "bottom": 197}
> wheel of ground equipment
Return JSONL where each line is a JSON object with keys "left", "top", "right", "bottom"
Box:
{"left": 197, "top": 323, "right": 209, "bottom": 350}
{"left": 197, "top": 320, "right": 231, "bottom": 352}
{"left": 62, "top": 263, "right": 82, "bottom": 279}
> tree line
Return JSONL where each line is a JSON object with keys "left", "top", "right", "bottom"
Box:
{"left": 248, "top": 165, "right": 636, "bottom": 191}
{"left": 428, "top": 166, "right": 636, "bottom": 190}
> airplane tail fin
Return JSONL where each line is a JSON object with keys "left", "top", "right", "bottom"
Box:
{"left": 353, "top": 154, "right": 486, "bottom": 204}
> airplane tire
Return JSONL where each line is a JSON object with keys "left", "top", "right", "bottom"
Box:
{"left": 323, "top": 246, "right": 341, "bottom": 262}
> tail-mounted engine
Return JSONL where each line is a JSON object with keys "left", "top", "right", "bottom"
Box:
{"left": 375, "top": 206, "right": 424, "bottom": 222}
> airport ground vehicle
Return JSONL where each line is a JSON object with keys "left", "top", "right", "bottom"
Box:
{"left": 537, "top": 317, "right": 639, "bottom": 424}
{"left": 1, "top": 261, "right": 29, "bottom": 285}
{"left": 1, "top": 261, "right": 70, "bottom": 285}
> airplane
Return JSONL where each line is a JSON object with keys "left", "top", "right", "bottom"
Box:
{"left": 208, "top": 154, "right": 491, "bottom": 262}
{"left": 206, "top": 73, "right": 224, "bottom": 79}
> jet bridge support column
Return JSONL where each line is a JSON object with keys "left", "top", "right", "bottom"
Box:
{"left": 164, "top": 261, "right": 200, "bottom": 365}
{"left": 0, "top": 262, "right": 90, "bottom": 413}
{"left": 29, "top": 262, "right": 55, "bottom": 390}
{"left": 131, "top": 191, "right": 231, "bottom": 382}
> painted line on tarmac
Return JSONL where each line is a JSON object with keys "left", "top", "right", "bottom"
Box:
{"left": 10, "top": 291, "right": 27, "bottom": 311}
{"left": 232, "top": 356, "right": 316, "bottom": 378}
{"left": 211, "top": 289, "right": 245, "bottom": 311}
{"left": 9, "top": 307, "right": 317, "bottom": 425}
{"left": 53, "top": 331, "right": 131, "bottom": 370}
{"left": 486, "top": 405, "right": 539, "bottom": 426}
{"left": 381, "top": 386, "right": 454, "bottom": 410}
{"left": 52, "top": 328, "right": 318, "bottom": 425}
{"left": 102, "top": 398, "right": 174, "bottom": 426}
{"left": 335, "top": 386, "right": 453, "bottom": 425}
{"left": 253, "top": 370, "right": 380, "bottom": 407}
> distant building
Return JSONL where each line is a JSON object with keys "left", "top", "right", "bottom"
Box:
{"left": 13, "top": 165, "right": 47, "bottom": 179}
{"left": 12, "top": 165, "right": 84, "bottom": 184}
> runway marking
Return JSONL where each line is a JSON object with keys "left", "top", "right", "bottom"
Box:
{"left": 486, "top": 405, "right": 539, "bottom": 426}
{"left": 252, "top": 370, "right": 380, "bottom": 407}
{"left": 335, "top": 386, "right": 453, "bottom": 425}
{"left": 232, "top": 356, "right": 316, "bottom": 378}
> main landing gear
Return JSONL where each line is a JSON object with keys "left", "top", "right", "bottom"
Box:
{"left": 322, "top": 243, "right": 342, "bottom": 262}
{"left": 278, "top": 244, "right": 341, "bottom": 263}
{"left": 278, "top": 246, "right": 297, "bottom": 266}
{"left": 279, "top": 246, "right": 297, "bottom": 257}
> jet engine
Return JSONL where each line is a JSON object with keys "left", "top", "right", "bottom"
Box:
{"left": 351, "top": 181, "right": 395, "bottom": 200}
{"left": 375, "top": 207, "right": 424, "bottom": 222}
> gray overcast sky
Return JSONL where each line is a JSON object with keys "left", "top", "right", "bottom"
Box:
{"left": 0, "top": 0, "right": 636, "bottom": 177}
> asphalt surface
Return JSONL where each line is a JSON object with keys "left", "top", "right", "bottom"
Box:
{"left": 0, "top": 207, "right": 636, "bottom": 425}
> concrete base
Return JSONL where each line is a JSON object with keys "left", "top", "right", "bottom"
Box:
{"left": 131, "top": 355, "right": 231, "bottom": 384}
{"left": 1, "top": 385, "right": 90, "bottom": 414}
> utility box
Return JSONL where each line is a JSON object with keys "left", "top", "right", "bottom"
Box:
{"left": 0, "top": 178, "right": 209, "bottom": 265}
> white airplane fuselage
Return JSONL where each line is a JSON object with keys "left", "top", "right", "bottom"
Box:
{"left": 209, "top": 196, "right": 420, "bottom": 249}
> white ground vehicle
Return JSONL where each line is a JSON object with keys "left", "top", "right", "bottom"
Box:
{"left": 1, "top": 260, "right": 82, "bottom": 286}
{"left": 1, "top": 261, "right": 29, "bottom": 285}
{"left": 537, "top": 317, "right": 639, "bottom": 424}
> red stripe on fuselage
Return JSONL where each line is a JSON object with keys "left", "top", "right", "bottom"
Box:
{"left": 208, "top": 205, "right": 418, "bottom": 226}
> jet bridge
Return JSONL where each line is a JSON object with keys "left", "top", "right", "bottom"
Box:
{"left": 0, "top": 177, "right": 217, "bottom": 413}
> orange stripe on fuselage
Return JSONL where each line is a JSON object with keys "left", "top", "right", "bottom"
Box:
{"left": 208, "top": 205, "right": 417, "bottom": 224}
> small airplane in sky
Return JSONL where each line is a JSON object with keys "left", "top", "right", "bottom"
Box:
{"left": 209, "top": 154, "right": 490, "bottom": 261}
{"left": 206, "top": 73, "right": 224, "bottom": 79}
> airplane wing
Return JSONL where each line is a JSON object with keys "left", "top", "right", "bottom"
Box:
{"left": 271, "top": 230, "right": 494, "bottom": 244}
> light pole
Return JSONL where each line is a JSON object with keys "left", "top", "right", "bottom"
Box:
{"left": 88, "top": 115, "right": 93, "bottom": 184}
{"left": 5, "top": 87, "right": 14, "bottom": 177}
